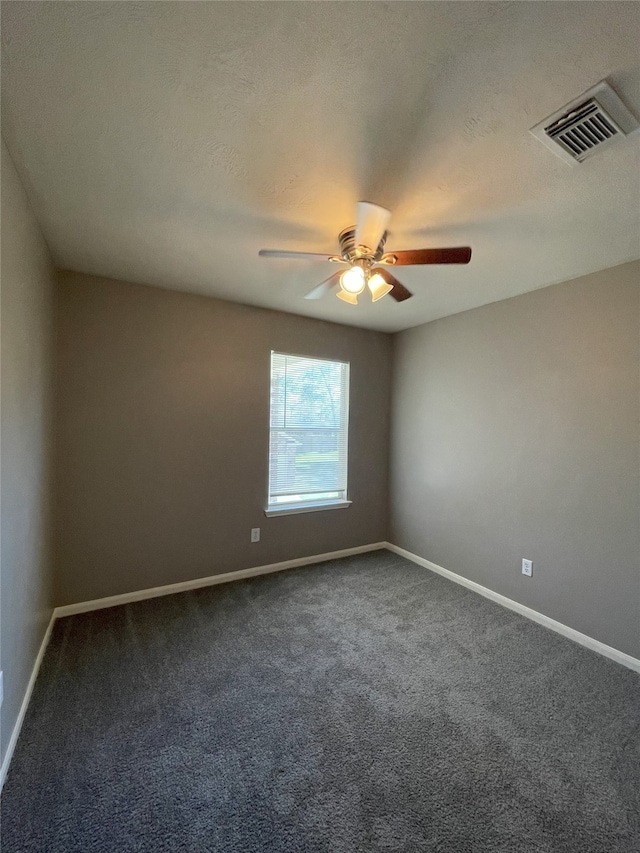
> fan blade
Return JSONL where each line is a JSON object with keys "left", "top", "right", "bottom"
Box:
{"left": 304, "top": 272, "right": 342, "bottom": 300}
{"left": 354, "top": 202, "right": 391, "bottom": 253}
{"left": 382, "top": 247, "right": 472, "bottom": 266}
{"left": 259, "top": 249, "right": 338, "bottom": 261}
{"left": 374, "top": 268, "right": 413, "bottom": 302}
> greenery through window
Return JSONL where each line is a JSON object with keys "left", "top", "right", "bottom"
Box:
{"left": 268, "top": 352, "right": 350, "bottom": 510}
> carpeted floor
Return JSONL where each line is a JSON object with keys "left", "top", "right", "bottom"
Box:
{"left": 2, "top": 550, "right": 639, "bottom": 852}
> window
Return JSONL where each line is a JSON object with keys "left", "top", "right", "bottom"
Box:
{"left": 266, "top": 352, "right": 350, "bottom": 516}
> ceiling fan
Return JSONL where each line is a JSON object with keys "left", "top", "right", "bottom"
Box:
{"left": 259, "top": 201, "right": 472, "bottom": 305}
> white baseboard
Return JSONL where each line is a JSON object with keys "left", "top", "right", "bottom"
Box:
{"left": 385, "top": 542, "right": 640, "bottom": 674}
{"left": 1, "top": 542, "right": 386, "bottom": 789}
{"left": 0, "top": 611, "right": 56, "bottom": 791}
{"left": 3, "top": 539, "right": 636, "bottom": 792}
{"left": 54, "top": 542, "right": 387, "bottom": 618}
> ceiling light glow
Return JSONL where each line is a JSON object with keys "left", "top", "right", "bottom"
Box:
{"left": 340, "top": 266, "right": 366, "bottom": 294}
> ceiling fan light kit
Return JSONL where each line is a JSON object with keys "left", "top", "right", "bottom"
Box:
{"left": 338, "top": 263, "right": 393, "bottom": 305}
{"left": 259, "top": 201, "right": 472, "bottom": 306}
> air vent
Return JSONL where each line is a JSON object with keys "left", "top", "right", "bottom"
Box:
{"left": 546, "top": 99, "right": 621, "bottom": 159}
{"left": 530, "top": 81, "right": 639, "bottom": 166}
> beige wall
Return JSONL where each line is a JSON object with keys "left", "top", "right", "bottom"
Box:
{"left": 1, "top": 140, "right": 56, "bottom": 763}
{"left": 390, "top": 261, "right": 640, "bottom": 658}
{"left": 54, "top": 272, "right": 391, "bottom": 605}
{"left": 49, "top": 261, "right": 640, "bottom": 660}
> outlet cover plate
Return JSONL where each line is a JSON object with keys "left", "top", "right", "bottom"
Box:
{"left": 522, "top": 559, "right": 533, "bottom": 577}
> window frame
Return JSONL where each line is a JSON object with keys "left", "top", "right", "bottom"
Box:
{"left": 265, "top": 351, "right": 352, "bottom": 517}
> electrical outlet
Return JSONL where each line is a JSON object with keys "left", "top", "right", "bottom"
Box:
{"left": 522, "top": 559, "right": 533, "bottom": 577}
{"left": 251, "top": 528, "right": 260, "bottom": 543}
{"left": 0, "top": 671, "right": 3, "bottom": 708}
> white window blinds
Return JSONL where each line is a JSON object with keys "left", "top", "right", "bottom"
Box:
{"left": 268, "top": 352, "right": 350, "bottom": 509}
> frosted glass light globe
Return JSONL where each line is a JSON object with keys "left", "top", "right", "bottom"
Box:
{"left": 340, "top": 266, "right": 366, "bottom": 294}
{"left": 368, "top": 272, "right": 394, "bottom": 302}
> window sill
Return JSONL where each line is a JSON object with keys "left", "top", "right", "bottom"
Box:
{"left": 264, "top": 500, "right": 352, "bottom": 518}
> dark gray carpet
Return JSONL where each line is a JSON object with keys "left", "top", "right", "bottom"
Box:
{"left": 2, "top": 550, "right": 639, "bottom": 852}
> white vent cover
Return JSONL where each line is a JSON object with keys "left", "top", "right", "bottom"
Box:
{"left": 530, "top": 81, "right": 639, "bottom": 166}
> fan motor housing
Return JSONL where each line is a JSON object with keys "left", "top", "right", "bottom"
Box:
{"left": 338, "top": 226, "right": 387, "bottom": 262}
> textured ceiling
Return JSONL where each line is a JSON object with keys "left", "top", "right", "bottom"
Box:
{"left": 2, "top": 1, "right": 639, "bottom": 332}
